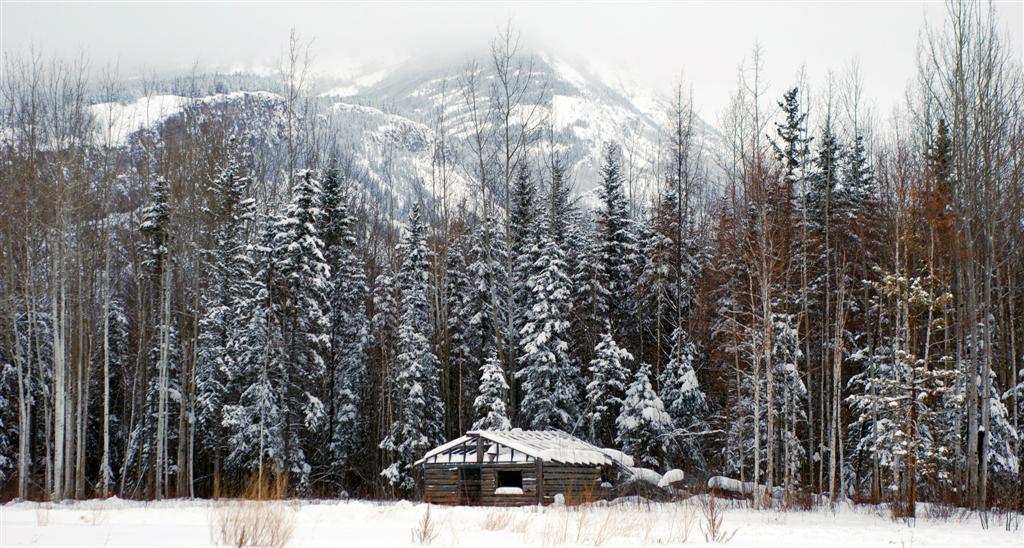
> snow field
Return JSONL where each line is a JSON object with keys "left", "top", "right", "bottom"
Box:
{"left": 2, "top": 497, "right": 1020, "bottom": 547}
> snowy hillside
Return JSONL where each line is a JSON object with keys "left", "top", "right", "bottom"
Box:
{"left": 66, "top": 52, "right": 724, "bottom": 211}
{"left": 345, "top": 51, "right": 726, "bottom": 203}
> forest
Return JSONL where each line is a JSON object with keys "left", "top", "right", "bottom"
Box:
{"left": 0, "top": 2, "right": 1021, "bottom": 519}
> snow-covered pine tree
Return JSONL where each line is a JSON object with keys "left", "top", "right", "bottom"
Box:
{"left": 380, "top": 204, "right": 445, "bottom": 493}
{"left": 123, "top": 319, "right": 181, "bottom": 497}
{"left": 372, "top": 265, "right": 399, "bottom": 435}
{"left": 571, "top": 222, "right": 609, "bottom": 365}
{"left": 509, "top": 162, "right": 539, "bottom": 342}
{"left": 223, "top": 215, "right": 288, "bottom": 484}
{"left": 445, "top": 235, "right": 477, "bottom": 431}
{"left": 847, "top": 268, "right": 955, "bottom": 512}
{"left": 196, "top": 149, "right": 254, "bottom": 482}
{"left": 472, "top": 351, "right": 511, "bottom": 431}
{"left": 319, "top": 167, "right": 370, "bottom": 477}
{"left": 659, "top": 327, "right": 708, "bottom": 467}
{"left": 100, "top": 298, "right": 130, "bottom": 489}
{"left": 616, "top": 363, "right": 674, "bottom": 470}
{"left": 585, "top": 328, "right": 633, "bottom": 446}
{"left": 546, "top": 155, "right": 574, "bottom": 248}
{"left": 271, "top": 170, "right": 332, "bottom": 491}
{"left": 805, "top": 120, "right": 843, "bottom": 234}
{"left": 136, "top": 175, "right": 177, "bottom": 498}
{"left": 0, "top": 356, "right": 15, "bottom": 484}
{"left": 982, "top": 369, "right": 1019, "bottom": 481}
{"left": 463, "top": 218, "right": 510, "bottom": 410}
{"left": 518, "top": 220, "right": 579, "bottom": 431}
{"left": 594, "top": 142, "right": 639, "bottom": 341}
{"left": 771, "top": 313, "right": 808, "bottom": 494}
{"left": 772, "top": 87, "right": 813, "bottom": 193}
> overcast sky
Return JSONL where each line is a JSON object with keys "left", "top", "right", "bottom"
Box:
{"left": 3, "top": 2, "right": 1021, "bottom": 120}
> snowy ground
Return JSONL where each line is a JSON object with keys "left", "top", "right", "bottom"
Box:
{"left": 2, "top": 496, "right": 1019, "bottom": 547}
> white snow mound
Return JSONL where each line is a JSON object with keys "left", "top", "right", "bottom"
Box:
{"left": 658, "top": 469, "right": 685, "bottom": 488}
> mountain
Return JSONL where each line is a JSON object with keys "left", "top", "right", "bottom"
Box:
{"left": 337, "top": 51, "right": 726, "bottom": 207}
{"left": 75, "top": 52, "right": 725, "bottom": 213}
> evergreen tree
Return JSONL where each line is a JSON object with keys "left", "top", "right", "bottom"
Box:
{"left": 983, "top": 371, "right": 1019, "bottom": 480}
{"left": 462, "top": 219, "right": 510, "bottom": 412}
{"left": 271, "top": 170, "right": 332, "bottom": 491}
{"left": 472, "top": 351, "right": 511, "bottom": 431}
{"left": 445, "top": 236, "right": 475, "bottom": 431}
{"left": 510, "top": 163, "right": 539, "bottom": 334}
{"left": 518, "top": 222, "right": 579, "bottom": 431}
{"left": 771, "top": 313, "right": 808, "bottom": 491}
{"left": 659, "top": 327, "right": 708, "bottom": 466}
{"left": 319, "top": 167, "right": 370, "bottom": 475}
{"left": 196, "top": 150, "right": 254, "bottom": 477}
{"left": 594, "top": 142, "right": 638, "bottom": 339}
{"left": 223, "top": 217, "right": 288, "bottom": 481}
{"left": 585, "top": 329, "right": 632, "bottom": 446}
{"left": 772, "top": 87, "right": 812, "bottom": 193}
{"left": 372, "top": 265, "right": 400, "bottom": 434}
{"left": 806, "top": 120, "right": 843, "bottom": 232}
{"left": 616, "top": 363, "right": 674, "bottom": 470}
{"left": 380, "top": 204, "right": 445, "bottom": 493}
{"left": 571, "top": 222, "right": 608, "bottom": 364}
{"left": 546, "top": 155, "right": 574, "bottom": 247}
{"left": 0, "top": 358, "right": 15, "bottom": 484}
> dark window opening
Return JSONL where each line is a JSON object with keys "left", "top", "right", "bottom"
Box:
{"left": 600, "top": 467, "right": 612, "bottom": 483}
{"left": 497, "top": 470, "right": 523, "bottom": 489}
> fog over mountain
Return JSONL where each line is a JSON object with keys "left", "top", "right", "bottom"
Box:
{"left": 7, "top": 2, "right": 1019, "bottom": 120}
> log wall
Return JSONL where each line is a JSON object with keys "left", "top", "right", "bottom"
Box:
{"left": 422, "top": 462, "right": 611, "bottom": 506}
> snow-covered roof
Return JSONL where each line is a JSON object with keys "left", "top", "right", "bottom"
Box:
{"left": 415, "top": 429, "right": 619, "bottom": 467}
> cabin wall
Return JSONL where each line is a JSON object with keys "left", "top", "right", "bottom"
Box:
{"left": 423, "top": 463, "right": 611, "bottom": 506}
{"left": 423, "top": 463, "right": 540, "bottom": 506}
{"left": 540, "top": 465, "right": 607, "bottom": 503}
{"left": 423, "top": 466, "right": 460, "bottom": 505}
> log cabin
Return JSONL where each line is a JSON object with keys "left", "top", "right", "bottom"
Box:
{"left": 415, "top": 429, "right": 628, "bottom": 506}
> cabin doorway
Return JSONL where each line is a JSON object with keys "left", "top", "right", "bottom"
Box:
{"left": 459, "top": 467, "right": 482, "bottom": 504}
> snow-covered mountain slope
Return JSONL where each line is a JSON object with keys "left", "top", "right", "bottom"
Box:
{"left": 347, "top": 51, "right": 727, "bottom": 204}
{"left": 64, "top": 53, "right": 724, "bottom": 212}
{"left": 326, "top": 101, "right": 474, "bottom": 210}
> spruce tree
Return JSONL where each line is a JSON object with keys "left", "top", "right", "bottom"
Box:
{"left": 472, "top": 351, "right": 511, "bottom": 431}
{"left": 518, "top": 221, "right": 579, "bottom": 431}
{"left": 585, "top": 328, "right": 633, "bottom": 446}
{"left": 223, "top": 216, "right": 288, "bottom": 482}
{"left": 772, "top": 87, "right": 812, "bottom": 193}
{"left": 445, "top": 235, "right": 477, "bottom": 431}
{"left": 271, "top": 170, "right": 332, "bottom": 491}
{"left": 594, "top": 142, "right": 638, "bottom": 339}
{"left": 0, "top": 359, "right": 15, "bottom": 484}
{"left": 659, "top": 327, "right": 708, "bottom": 465}
{"left": 319, "top": 167, "right": 370, "bottom": 475}
{"left": 616, "top": 363, "right": 674, "bottom": 470}
{"left": 380, "top": 204, "right": 445, "bottom": 493}
{"left": 196, "top": 150, "right": 254, "bottom": 479}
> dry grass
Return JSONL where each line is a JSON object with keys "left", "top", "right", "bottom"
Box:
{"left": 700, "top": 492, "right": 738, "bottom": 544}
{"left": 481, "top": 509, "right": 514, "bottom": 531}
{"left": 541, "top": 510, "right": 570, "bottom": 548}
{"left": 412, "top": 505, "right": 440, "bottom": 545}
{"left": 35, "top": 504, "right": 51, "bottom": 526}
{"left": 211, "top": 470, "right": 296, "bottom": 548}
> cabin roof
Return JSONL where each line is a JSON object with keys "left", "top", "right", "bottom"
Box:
{"left": 415, "top": 428, "right": 617, "bottom": 466}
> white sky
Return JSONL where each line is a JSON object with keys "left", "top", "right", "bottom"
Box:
{"left": 2, "top": 1, "right": 1021, "bottom": 122}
